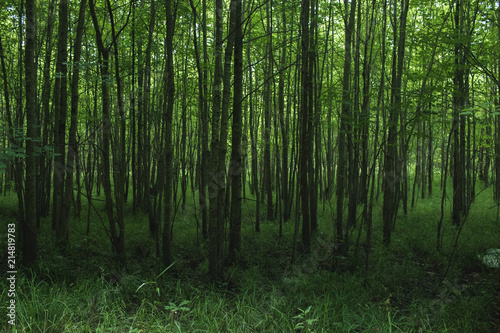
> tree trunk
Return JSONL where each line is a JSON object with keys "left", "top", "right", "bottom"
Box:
{"left": 189, "top": 0, "right": 208, "bottom": 239}
{"left": 264, "top": 0, "right": 273, "bottom": 222}
{"left": 209, "top": 0, "right": 225, "bottom": 280}
{"left": 163, "top": 0, "right": 175, "bottom": 266}
{"left": 52, "top": 0, "right": 69, "bottom": 249}
{"left": 105, "top": 0, "right": 128, "bottom": 260}
{"left": 62, "top": 0, "right": 86, "bottom": 249}
{"left": 299, "top": 0, "right": 311, "bottom": 252}
{"left": 383, "top": 0, "right": 409, "bottom": 245}
{"left": 229, "top": 0, "right": 243, "bottom": 261}
{"left": 23, "top": 0, "right": 38, "bottom": 265}
{"left": 89, "top": 0, "right": 125, "bottom": 264}
{"left": 336, "top": 0, "right": 356, "bottom": 254}
{"left": 38, "top": 0, "right": 56, "bottom": 220}
{"left": 452, "top": 0, "right": 467, "bottom": 225}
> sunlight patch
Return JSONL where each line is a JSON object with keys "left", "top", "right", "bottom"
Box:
{"left": 478, "top": 249, "right": 500, "bottom": 268}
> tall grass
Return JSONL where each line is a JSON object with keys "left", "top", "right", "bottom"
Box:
{"left": 1, "top": 180, "right": 499, "bottom": 332}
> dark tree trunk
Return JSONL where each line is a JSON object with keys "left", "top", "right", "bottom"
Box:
{"left": 299, "top": 0, "right": 311, "bottom": 252}
{"left": 452, "top": 0, "right": 467, "bottom": 225}
{"left": 279, "top": 0, "right": 290, "bottom": 223}
{"left": 383, "top": 0, "right": 409, "bottom": 245}
{"left": 62, "top": 0, "right": 86, "bottom": 248}
{"left": 209, "top": 0, "right": 225, "bottom": 280}
{"left": 189, "top": 0, "right": 208, "bottom": 239}
{"left": 38, "top": 0, "right": 56, "bottom": 221}
{"left": 163, "top": 0, "right": 175, "bottom": 266}
{"left": 105, "top": 0, "right": 128, "bottom": 259}
{"left": 52, "top": 0, "right": 69, "bottom": 249}
{"left": 263, "top": 0, "right": 273, "bottom": 221}
{"left": 309, "top": 0, "right": 318, "bottom": 234}
{"left": 23, "top": 0, "right": 38, "bottom": 265}
{"left": 495, "top": 4, "right": 500, "bottom": 201}
{"left": 229, "top": 0, "right": 243, "bottom": 261}
{"left": 248, "top": 16, "right": 260, "bottom": 232}
{"left": 89, "top": 0, "right": 125, "bottom": 264}
{"left": 336, "top": 0, "right": 356, "bottom": 254}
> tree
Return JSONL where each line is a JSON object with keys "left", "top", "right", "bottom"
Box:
{"left": 451, "top": 0, "right": 468, "bottom": 226}
{"left": 23, "top": 0, "right": 37, "bottom": 265}
{"left": 89, "top": 0, "right": 125, "bottom": 264}
{"left": 382, "top": 0, "right": 409, "bottom": 246}
{"left": 38, "top": 0, "right": 56, "bottom": 221}
{"left": 229, "top": 0, "right": 243, "bottom": 261}
{"left": 208, "top": 0, "right": 225, "bottom": 279}
{"left": 62, "top": 0, "right": 87, "bottom": 248}
{"left": 52, "top": 0, "right": 69, "bottom": 249}
{"left": 336, "top": 0, "right": 356, "bottom": 253}
{"left": 163, "top": 0, "right": 176, "bottom": 266}
{"left": 263, "top": 0, "right": 273, "bottom": 222}
{"left": 299, "top": 0, "right": 312, "bottom": 252}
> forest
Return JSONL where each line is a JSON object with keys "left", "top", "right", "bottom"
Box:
{"left": 1, "top": 0, "right": 500, "bottom": 331}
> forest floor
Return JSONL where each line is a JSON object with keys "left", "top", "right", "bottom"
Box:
{"left": 1, "top": 185, "right": 500, "bottom": 332}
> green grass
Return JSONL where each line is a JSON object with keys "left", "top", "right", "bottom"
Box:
{"left": 1, "top": 180, "right": 499, "bottom": 332}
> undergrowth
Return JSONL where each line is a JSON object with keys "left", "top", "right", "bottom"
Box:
{"left": 0, "top": 181, "right": 499, "bottom": 332}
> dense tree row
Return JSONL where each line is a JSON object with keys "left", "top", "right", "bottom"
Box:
{"left": 1, "top": 0, "right": 500, "bottom": 279}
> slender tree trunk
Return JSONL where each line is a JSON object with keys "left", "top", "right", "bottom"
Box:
{"left": 263, "top": 0, "right": 273, "bottom": 221}
{"left": 131, "top": 1, "right": 137, "bottom": 212}
{"left": 229, "top": 0, "right": 243, "bottom": 260}
{"left": 52, "top": 0, "right": 69, "bottom": 249}
{"left": 336, "top": 0, "right": 356, "bottom": 254}
{"left": 209, "top": 0, "right": 225, "bottom": 279}
{"left": 106, "top": 0, "right": 128, "bottom": 259}
{"left": 360, "top": 0, "right": 376, "bottom": 267}
{"left": 309, "top": 0, "right": 319, "bottom": 233}
{"left": 428, "top": 115, "right": 433, "bottom": 196}
{"left": 201, "top": 0, "right": 209, "bottom": 238}
{"left": 495, "top": 4, "right": 500, "bottom": 201}
{"left": 23, "top": 0, "right": 37, "bottom": 265}
{"left": 163, "top": 0, "right": 175, "bottom": 266}
{"left": 189, "top": 0, "right": 208, "bottom": 239}
{"left": 61, "top": 0, "right": 86, "bottom": 248}
{"left": 38, "top": 0, "right": 56, "bottom": 220}
{"left": 299, "top": 0, "right": 311, "bottom": 252}
{"left": 89, "top": 0, "right": 124, "bottom": 263}
{"left": 14, "top": 0, "right": 25, "bottom": 229}
{"left": 279, "top": 0, "right": 290, "bottom": 223}
{"left": 452, "top": 0, "right": 467, "bottom": 225}
{"left": 383, "top": 0, "right": 409, "bottom": 245}
{"left": 248, "top": 14, "right": 260, "bottom": 232}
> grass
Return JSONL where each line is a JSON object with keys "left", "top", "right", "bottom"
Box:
{"left": 1, "top": 180, "right": 499, "bottom": 332}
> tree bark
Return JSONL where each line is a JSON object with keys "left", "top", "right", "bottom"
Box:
{"left": 62, "top": 0, "right": 86, "bottom": 248}
{"left": 23, "top": 0, "right": 38, "bottom": 265}
{"left": 52, "top": 0, "right": 69, "bottom": 249}
{"left": 452, "top": 0, "right": 467, "bottom": 225}
{"left": 264, "top": 0, "right": 273, "bottom": 221}
{"left": 299, "top": 0, "right": 311, "bottom": 252}
{"left": 163, "top": 0, "right": 175, "bottom": 266}
{"left": 89, "top": 0, "right": 125, "bottom": 264}
{"left": 383, "top": 0, "right": 409, "bottom": 245}
{"left": 38, "top": 0, "right": 56, "bottom": 221}
{"left": 209, "top": 0, "right": 225, "bottom": 280}
{"left": 229, "top": 0, "right": 243, "bottom": 261}
{"left": 336, "top": 0, "right": 356, "bottom": 253}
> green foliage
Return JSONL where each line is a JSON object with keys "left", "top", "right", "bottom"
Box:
{"left": 135, "top": 262, "right": 175, "bottom": 297}
{"left": 2, "top": 183, "right": 498, "bottom": 332}
{"left": 292, "top": 305, "right": 319, "bottom": 331}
